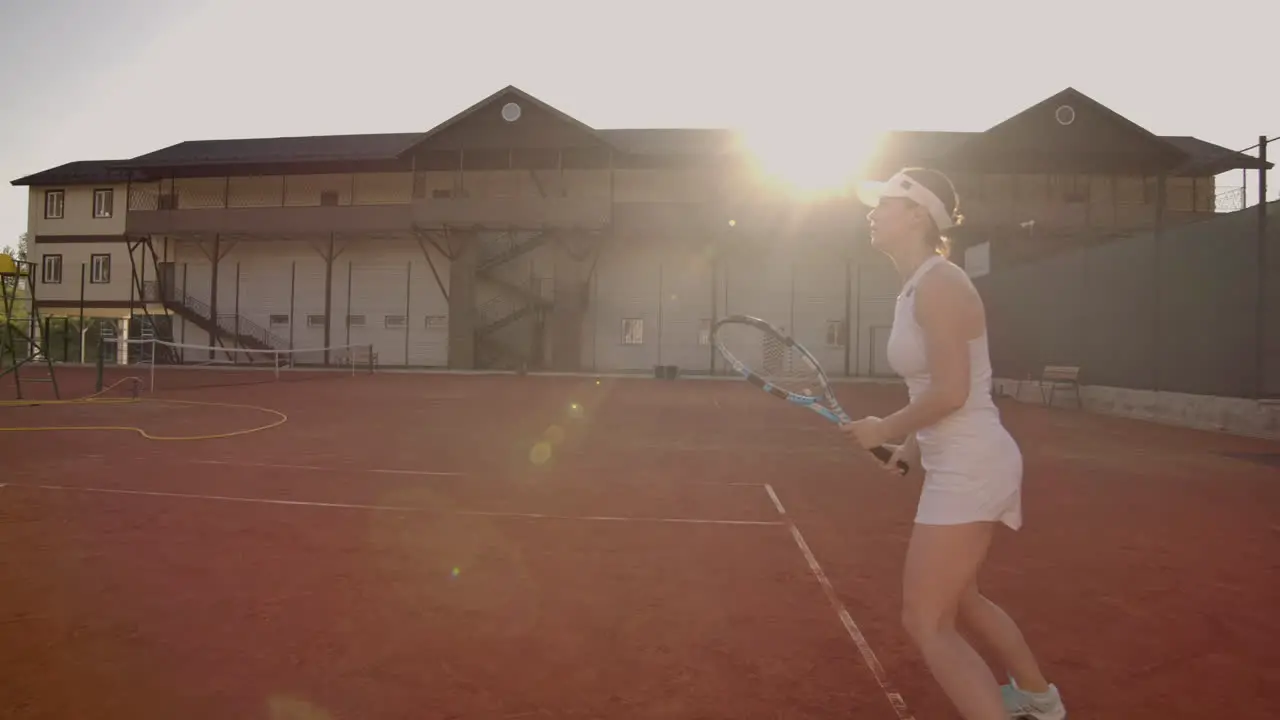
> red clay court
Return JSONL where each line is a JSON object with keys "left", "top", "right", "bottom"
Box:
{"left": 2, "top": 367, "right": 1277, "bottom": 719}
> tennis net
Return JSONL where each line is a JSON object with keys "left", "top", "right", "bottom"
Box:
{"left": 99, "top": 338, "right": 375, "bottom": 392}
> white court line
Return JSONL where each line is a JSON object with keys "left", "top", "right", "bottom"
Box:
{"left": 90, "top": 456, "right": 767, "bottom": 488}
{"left": 1, "top": 484, "right": 783, "bottom": 527}
{"left": 190, "top": 459, "right": 465, "bottom": 476}
{"left": 763, "top": 483, "right": 914, "bottom": 720}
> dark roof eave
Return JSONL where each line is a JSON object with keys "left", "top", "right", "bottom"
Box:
{"left": 106, "top": 156, "right": 416, "bottom": 178}
{"left": 1175, "top": 156, "right": 1274, "bottom": 174}
{"left": 10, "top": 160, "right": 133, "bottom": 187}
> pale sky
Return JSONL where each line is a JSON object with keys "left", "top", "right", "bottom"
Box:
{"left": 2, "top": 0, "right": 1277, "bottom": 245}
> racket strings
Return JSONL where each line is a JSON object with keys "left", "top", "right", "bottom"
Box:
{"left": 760, "top": 336, "right": 822, "bottom": 393}
{"left": 717, "top": 322, "right": 824, "bottom": 396}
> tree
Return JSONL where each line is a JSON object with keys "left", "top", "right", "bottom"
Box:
{"left": 1, "top": 233, "right": 31, "bottom": 324}
{"left": 1, "top": 232, "right": 28, "bottom": 261}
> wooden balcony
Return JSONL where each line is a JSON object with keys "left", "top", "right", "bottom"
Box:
{"left": 410, "top": 196, "right": 611, "bottom": 230}
{"left": 126, "top": 205, "right": 414, "bottom": 237}
{"left": 124, "top": 181, "right": 612, "bottom": 237}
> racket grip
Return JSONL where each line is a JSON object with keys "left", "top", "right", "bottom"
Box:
{"left": 871, "top": 445, "right": 910, "bottom": 475}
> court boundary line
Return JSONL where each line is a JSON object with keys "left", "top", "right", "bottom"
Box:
{"left": 61, "top": 456, "right": 771, "bottom": 488}
{"left": 189, "top": 459, "right": 466, "bottom": 476}
{"left": 84, "top": 361, "right": 906, "bottom": 385}
{"left": 1, "top": 477, "right": 909, "bottom": 711}
{"left": 0, "top": 483, "right": 784, "bottom": 527}
{"left": 763, "top": 483, "right": 914, "bottom": 720}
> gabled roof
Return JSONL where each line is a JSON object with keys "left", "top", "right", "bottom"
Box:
{"left": 943, "top": 87, "right": 1191, "bottom": 171}
{"left": 113, "top": 132, "right": 424, "bottom": 169}
{"left": 997, "top": 87, "right": 1174, "bottom": 145}
{"left": 10, "top": 159, "right": 133, "bottom": 187}
{"left": 398, "top": 84, "right": 612, "bottom": 155}
{"left": 8, "top": 85, "right": 1272, "bottom": 186}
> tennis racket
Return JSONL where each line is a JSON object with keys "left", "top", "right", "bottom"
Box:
{"left": 712, "top": 314, "right": 909, "bottom": 475}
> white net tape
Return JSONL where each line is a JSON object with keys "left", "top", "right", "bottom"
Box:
{"left": 106, "top": 338, "right": 374, "bottom": 391}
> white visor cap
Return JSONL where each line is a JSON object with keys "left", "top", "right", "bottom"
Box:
{"left": 857, "top": 171, "right": 955, "bottom": 231}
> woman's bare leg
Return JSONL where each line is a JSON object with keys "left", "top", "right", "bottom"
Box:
{"left": 901, "top": 521, "right": 1007, "bottom": 720}
{"left": 958, "top": 584, "right": 1050, "bottom": 692}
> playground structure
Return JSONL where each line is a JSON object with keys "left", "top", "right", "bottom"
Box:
{"left": 0, "top": 253, "right": 59, "bottom": 399}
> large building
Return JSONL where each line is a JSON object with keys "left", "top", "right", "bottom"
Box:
{"left": 9, "top": 85, "right": 1270, "bottom": 375}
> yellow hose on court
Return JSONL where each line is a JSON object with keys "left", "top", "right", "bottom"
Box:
{"left": 0, "top": 377, "right": 288, "bottom": 441}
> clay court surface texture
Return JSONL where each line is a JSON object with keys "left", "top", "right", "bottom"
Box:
{"left": 2, "top": 366, "right": 1277, "bottom": 719}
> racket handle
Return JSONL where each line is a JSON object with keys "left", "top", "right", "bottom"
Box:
{"left": 870, "top": 445, "right": 910, "bottom": 475}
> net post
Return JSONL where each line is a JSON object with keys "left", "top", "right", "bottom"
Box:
{"left": 149, "top": 338, "right": 157, "bottom": 393}
{"left": 95, "top": 336, "right": 105, "bottom": 393}
{"left": 366, "top": 343, "right": 373, "bottom": 374}
{"left": 274, "top": 350, "right": 281, "bottom": 381}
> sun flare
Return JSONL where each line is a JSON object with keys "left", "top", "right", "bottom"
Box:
{"left": 737, "top": 118, "right": 886, "bottom": 200}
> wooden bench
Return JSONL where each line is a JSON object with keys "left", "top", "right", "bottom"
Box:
{"left": 347, "top": 344, "right": 379, "bottom": 373}
{"left": 1038, "top": 365, "right": 1082, "bottom": 408}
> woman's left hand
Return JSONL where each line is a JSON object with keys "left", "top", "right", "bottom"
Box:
{"left": 840, "top": 416, "right": 891, "bottom": 450}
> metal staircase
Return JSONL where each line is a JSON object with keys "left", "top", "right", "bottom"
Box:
{"left": 473, "top": 230, "right": 554, "bottom": 369}
{"left": 476, "top": 231, "right": 552, "bottom": 275}
{"left": 164, "top": 291, "right": 288, "bottom": 352}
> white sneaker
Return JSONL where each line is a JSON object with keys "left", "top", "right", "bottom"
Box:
{"left": 1000, "top": 677, "right": 1066, "bottom": 720}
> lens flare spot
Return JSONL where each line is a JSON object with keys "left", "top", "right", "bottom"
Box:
{"left": 451, "top": 567, "right": 460, "bottom": 578}
{"left": 568, "top": 402, "right": 584, "bottom": 420}
{"left": 267, "top": 695, "right": 335, "bottom": 720}
{"left": 530, "top": 441, "right": 553, "bottom": 465}
{"left": 543, "top": 425, "right": 566, "bottom": 444}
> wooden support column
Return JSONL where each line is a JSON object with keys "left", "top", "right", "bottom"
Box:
{"left": 323, "top": 233, "right": 335, "bottom": 364}
{"left": 548, "top": 229, "right": 586, "bottom": 372}
{"left": 305, "top": 234, "right": 345, "bottom": 365}
{"left": 1152, "top": 173, "right": 1167, "bottom": 391}
{"left": 208, "top": 233, "right": 221, "bottom": 359}
{"left": 447, "top": 230, "right": 477, "bottom": 369}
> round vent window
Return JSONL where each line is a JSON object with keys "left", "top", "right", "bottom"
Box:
{"left": 1054, "top": 105, "right": 1076, "bottom": 126}
{"left": 501, "top": 102, "right": 522, "bottom": 122}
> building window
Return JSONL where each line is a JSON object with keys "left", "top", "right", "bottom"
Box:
{"left": 90, "top": 254, "right": 111, "bottom": 284}
{"left": 622, "top": 318, "right": 644, "bottom": 345}
{"left": 306, "top": 314, "right": 326, "bottom": 328}
{"left": 93, "top": 189, "right": 114, "bottom": 218}
{"left": 424, "top": 315, "right": 447, "bottom": 329}
{"left": 269, "top": 314, "right": 290, "bottom": 327}
{"left": 346, "top": 314, "right": 366, "bottom": 327}
{"left": 384, "top": 314, "right": 407, "bottom": 329}
{"left": 825, "top": 320, "right": 846, "bottom": 348}
{"left": 44, "top": 190, "right": 65, "bottom": 219}
{"left": 41, "top": 255, "right": 63, "bottom": 284}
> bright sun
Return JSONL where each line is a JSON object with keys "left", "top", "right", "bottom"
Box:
{"left": 737, "top": 119, "right": 886, "bottom": 200}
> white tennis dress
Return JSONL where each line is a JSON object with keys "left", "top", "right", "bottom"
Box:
{"left": 885, "top": 255, "right": 1024, "bottom": 530}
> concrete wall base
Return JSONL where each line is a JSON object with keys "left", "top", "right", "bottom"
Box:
{"left": 994, "top": 378, "right": 1280, "bottom": 440}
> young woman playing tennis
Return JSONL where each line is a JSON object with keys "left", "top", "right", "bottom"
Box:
{"left": 841, "top": 168, "right": 1067, "bottom": 720}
